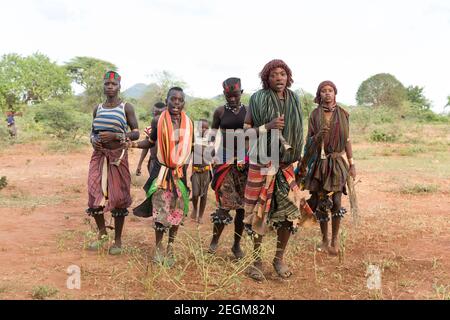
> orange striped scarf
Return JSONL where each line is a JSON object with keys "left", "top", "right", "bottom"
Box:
{"left": 155, "top": 110, "right": 193, "bottom": 190}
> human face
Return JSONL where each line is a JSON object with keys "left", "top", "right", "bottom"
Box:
{"left": 153, "top": 106, "right": 166, "bottom": 117}
{"left": 166, "top": 90, "right": 185, "bottom": 116}
{"left": 201, "top": 121, "right": 209, "bottom": 135}
{"left": 268, "top": 67, "right": 288, "bottom": 93}
{"left": 224, "top": 90, "right": 242, "bottom": 108}
{"left": 319, "top": 85, "right": 336, "bottom": 105}
{"left": 103, "top": 79, "right": 120, "bottom": 98}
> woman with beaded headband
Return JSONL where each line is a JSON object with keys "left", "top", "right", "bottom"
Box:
{"left": 301, "top": 80, "right": 356, "bottom": 256}
{"left": 208, "top": 77, "right": 248, "bottom": 260}
{"left": 86, "top": 71, "right": 139, "bottom": 255}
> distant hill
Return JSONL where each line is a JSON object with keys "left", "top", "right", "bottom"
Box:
{"left": 123, "top": 83, "right": 148, "bottom": 99}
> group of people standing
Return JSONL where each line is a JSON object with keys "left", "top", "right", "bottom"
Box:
{"left": 86, "top": 59, "right": 356, "bottom": 281}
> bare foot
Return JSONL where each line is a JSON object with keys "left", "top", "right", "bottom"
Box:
{"left": 108, "top": 242, "right": 123, "bottom": 255}
{"left": 208, "top": 240, "right": 218, "bottom": 254}
{"left": 328, "top": 241, "right": 339, "bottom": 256}
{"left": 152, "top": 248, "right": 165, "bottom": 265}
{"left": 247, "top": 261, "right": 264, "bottom": 281}
{"left": 272, "top": 259, "right": 292, "bottom": 279}
{"left": 231, "top": 244, "right": 245, "bottom": 260}
{"left": 317, "top": 240, "right": 329, "bottom": 253}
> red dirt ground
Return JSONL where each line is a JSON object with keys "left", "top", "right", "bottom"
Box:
{"left": 0, "top": 143, "right": 448, "bottom": 300}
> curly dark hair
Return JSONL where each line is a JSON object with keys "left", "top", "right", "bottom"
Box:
{"left": 259, "top": 59, "right": 294, "bottom": 90}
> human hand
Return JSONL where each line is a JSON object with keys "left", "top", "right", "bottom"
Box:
{"left": 266, "top": 115, "right": 285, "bottom": 130}
{"left": 99, "top": 131, "right": 120, "bottom": 143}
{"left": 349, "top": 164, "right": 356, "bottom": 179}
{"left": 91, "top": 136, "right": 103, "bottom": 151}
{"left": 314, "top": 125, "right": 330, "bottom": 142}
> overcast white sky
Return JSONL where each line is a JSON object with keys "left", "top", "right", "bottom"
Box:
{"left": 1, "top": 0, "right": 449, "bottom": 112}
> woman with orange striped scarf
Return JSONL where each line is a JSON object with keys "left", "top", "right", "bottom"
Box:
{"left": 128, "top": 87, "right": 193, "bottom": 266}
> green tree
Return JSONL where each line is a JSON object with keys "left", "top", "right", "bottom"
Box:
{"left": 186, "top": 98, "right": 216, "bottom": 122}
{"left": 65, "top": 56, "right": 117, "bottom": 111}
{"left": 356, "top": 73, "right": 407, "bottom": 108}
{"left": 139, "top": 71, "right": 187, "bottom": 108}
{"left": 0, "top": 53, "right": 72, "bottom": 112}
{"left": 445, "top": 95, "right": 450, "bottom": 109}
{"left": 295, "top": 88, "right": 315, "bottom": 119}
{"left": 34, "top": 98, "right": 91, "bottom": 140}
{"left": 0, "top": 53, "right": 24, "bottom": 111}
{"left": 406, "top": 85, "right": 431, "bottom": 111}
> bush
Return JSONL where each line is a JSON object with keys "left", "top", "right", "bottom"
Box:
{"left": 186, "top": 98, "right": 216, "bottom": 122}
{"left": 400, "top": 184, "right": 438, "bottom": 194}
{"left": 34, "top": 99, "right": 91, "bottom": 140}
{"left": 0, "top": 176, "right": 7, "bottom": 190}
{"left": 370, "top": 129, "right": 399, "bottom": 142}
{"left": 31, "top": 285, "right": 58, "bottom": 300}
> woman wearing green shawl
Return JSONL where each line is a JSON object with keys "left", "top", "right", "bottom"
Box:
{"left": 243, "top": 59, "right": 303, "bottom": 280}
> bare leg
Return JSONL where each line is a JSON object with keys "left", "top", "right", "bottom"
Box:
{"left": 319, "top": 221, "right": 329, "bottom": 252}
{"left": 329, "top": 217, "right": 340, "bottom": 256}
{"left": 108, "top": 215, "right": 125, "bottom": 255}
{"left": 191, "top": 196, "right": 199, "bottom": 220}
{"left": 208, "top": 209, "right": 228, "bottom": 254}
{"left": 88, "top": 214, "right": 108, "bottom": 251}
{"left": 153, "top": 229, "right": 165, "bottom": 263}
{"left": 167, "top": 225, "right": 179, "bottom": 259}
{"left": 164, "top": 225, "right": 179, "bottom": 267}
{"left": 231, "top": 209, "right": 245, "bottom": 259}
{"left": 197, "top": 195, "right": 207, "bottom": 224}
{"left": 273, "top": 221, "right": 293, "bottom": 278}
{"left": 248, "top": 235, "right": 264, "bottom": 281}
{"left": 93, "top": 214, "right": 107, "bottom": 239}
{"left": 113, "top": 216, "right": 125, "bottom": 248}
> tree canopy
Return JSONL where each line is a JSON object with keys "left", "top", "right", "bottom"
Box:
{"left": 65, "top": 56, "right": 117, "bottom": 111}
{"left": 0, "top": 53, "right": 72, "bottom": 112}
{"left": 356, "top": 73, "right": 407, "bottom": 108}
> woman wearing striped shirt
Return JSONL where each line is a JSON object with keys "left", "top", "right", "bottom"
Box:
{"left": 86, "top": 71, "right": 139, "bottom": 255}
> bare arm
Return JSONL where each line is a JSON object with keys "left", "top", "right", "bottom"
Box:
{"left": 136, "top": 148, "right": 149, "bottom": 175}
{"left": 211, "top": 106, "right": 223, "bottom": 130}
{"left": 90, "top": 105, "right": 103, "bottom": 150}
{"left": 125, "top": 103, "right": 139, "bottom": 141}
{"left": 129, "top": 117, "right": 157, "bottom": 149}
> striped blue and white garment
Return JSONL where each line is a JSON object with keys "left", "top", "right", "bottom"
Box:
{"left": 92, "top": 102, "right": 128, "bottom": 133}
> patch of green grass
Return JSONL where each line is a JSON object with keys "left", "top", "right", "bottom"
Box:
{"left": 31, "top": 285, "right": 59, "bottom": 300}
{"left": 432, "top": 257, "right": 440, "bottom": 270}
{"left": 399, "top": 279, "right": 416, "bottom": 288}
{"left": 397, "top": 146, "right": 425, "bottom": 156}
{"left": 370, "top": 129, "right": 399, "bottom": 143}
{"left": 0, "top": 194, "right": 63, "bottom": 208}
{"left": 0, "top": 176, "right": 7, "bottom": 191}
{"left": 433, "top": 283, "right": 450, "bottom": 300}
{"left": 399, "top": 184, "right": 439, "bottom": 195}
{"left": 0, "top": 284, "right": 9, "bottom": 294}
{"left": 360, "top": 152, "right": 450, "bottom": 178}
{"left": 57, "top": 230, "right": 78, "bottom": 251}
{"left": 46, "top": 140, "right": 88, "bottom": 154}
{"left": 380, "top": 258, "right": 400, "bottom": 271}
{"left": 138, "top": 229, "right": 262, "bottom": 300}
